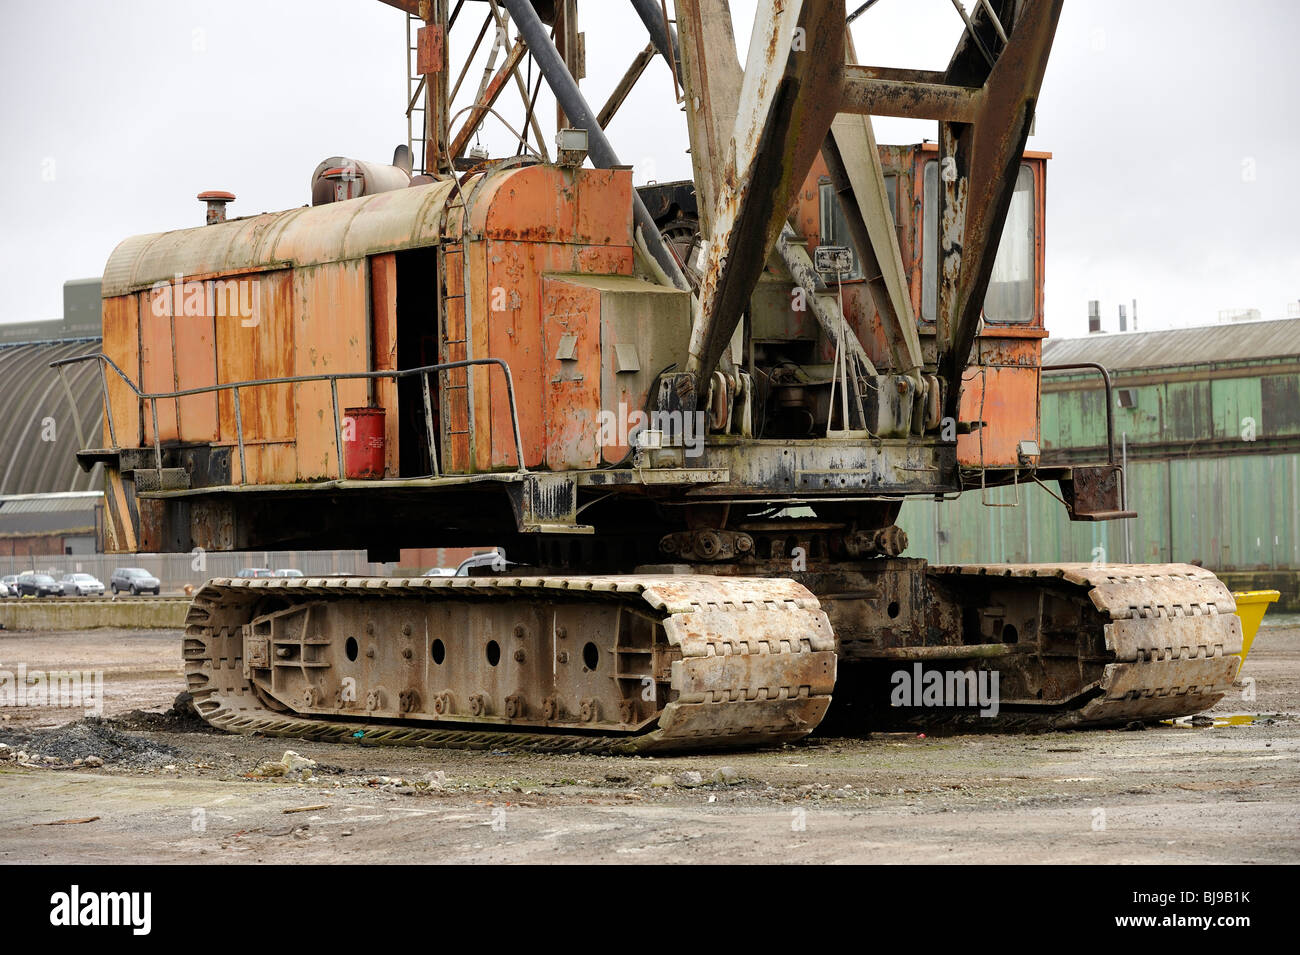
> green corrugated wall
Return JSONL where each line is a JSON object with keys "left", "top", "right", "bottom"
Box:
{"left": 898, "top": 363, "right": 1300, "bottom": 572}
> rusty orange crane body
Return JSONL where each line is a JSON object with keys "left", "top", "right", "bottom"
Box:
{"left": 65, "top": 1, "right": 1243, "bottom": 751}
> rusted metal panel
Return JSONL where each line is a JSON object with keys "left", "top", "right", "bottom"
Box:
{"left": 957, "top": 359, "right": 1040, "bottom": 468}
{"left": 461, "top": 166, "right": 636, "bottom": 473}
{"left": 101, "top": 179, "right": 456, "bottom": 298}
{"left": 137, "top": 290, "right": 178, "bottom": 444}
{"left": 100, "top": 294, "right": 141, "bottom": 447}
{"left": 542, "top": 278, "right": 601, "bottom": 470}
{"left": 292, "top": 262, "right": 369, "bottom": 481}
{"left": 597, "top": 277, "right": 693, "bottom": 465}
{"left": 174, "top": 290, "right": 218, "bottom": 442}
{"left": 416, "top": 23, "right": 444, "bottom": 76}
{"left": 212, "top": 271, "right": 296, "bottom": 483}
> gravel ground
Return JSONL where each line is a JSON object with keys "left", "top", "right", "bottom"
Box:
{"left": 0, "top": 623, "right": 1296, "bottom": 864}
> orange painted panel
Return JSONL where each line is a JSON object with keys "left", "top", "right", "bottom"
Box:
{"left": 293, "top": 261, "right": 369, "bottom": 480}
{"left": 100, "top": 295, "right": 141, "bottom": 447}
{"left": 240, "top": 442, "right": 296, "bottom": 486}
{"left": 438, "top": 165, "right": 636, "bottom": 473}
{"left": 541, "top": 277, "right": 601, "bottom": 470}
{"left": 138, "top": 290, "right": 179, "bottom": 443}
{"left": 957, "top": 362, "right": 1041, "bottom": 468}
{"left": 485, "top": 239, "right": 545, "bottom": 469}
{"left": 214, "top": 272, "right": 296, "bottom": 485}
{"left": 573, "top": 167, "right": 633, "bottom": 246}
{"left": 481, "top": 240, "right": 636, "bottom": 471}
{"left": 174, "top": 290, "right": 218, "bottom": 442}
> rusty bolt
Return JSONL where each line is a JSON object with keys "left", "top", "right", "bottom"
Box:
{"left": 365, "top": 621, "right": 375, "bottom": 635}
{"left": 557, "top": 650, "right": 569, "bottom": 664}
{"left": 619, "top": 700, "right": 635, "bottom": 724}
{"left": 505, "top": 694, "right": 524, "bottom": 719}
{"left": 579, "top": 699, "right": 597, "bottom": 722}
{"left": 302, "top": 687, "right": 317, "bottom": 707}
{"left": 513, "top": 624, "right": 526, "bottom": 639}
{"left": 542, "top": 697, "right": 558, "bottom": 721}
{"left": 469, "top": 693, "right": 487, "bottom": 717}
{"left": 660, "top": 535, "right": 678, "bottom": 554}
{"left": 366, "top": 689, "right": 385, "bottom": 711}
{"left": 433, "top": 692, "right": 452, "bottom": 715}
{"left": 513, "top": 648, "right": 526, "bottom": 663}
{"left": 736, "top": 534, "right": 754, "bottom": 553}
{"left": 399, "top": 690, "right": 420, "bottom": 713}
{"left": 556, "top": 625, "right": 567, "bottom": 639}
{"left": 401, "top": 623, "right": 412, "bottom": 637}
{"left": 366, "top": 646, "right": 376, "bottom": 659}
{"left": 401, "top": 647, "right": 413, "bottom": 660}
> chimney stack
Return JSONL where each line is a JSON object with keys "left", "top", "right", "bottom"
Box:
{"left": 198, "top": 190, "right": 235, "bottom": 225}
{"left": 1088, "top": 299, "right": 1101, "bottom": 334}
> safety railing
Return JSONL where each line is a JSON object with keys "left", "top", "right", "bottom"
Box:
{"left": 49, "top": 353, "right": 528, "bottom": 484}
{"left": 1042, "top": 361, "right": 1118, "bottom": 465}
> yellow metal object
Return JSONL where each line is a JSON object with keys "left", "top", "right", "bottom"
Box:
{"left": 1232, "top": 590, "right": 1280, "bottom": 663}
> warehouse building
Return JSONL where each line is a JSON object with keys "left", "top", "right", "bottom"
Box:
{"left": 899, "top": 317, "right": 1300, "bottom": 608}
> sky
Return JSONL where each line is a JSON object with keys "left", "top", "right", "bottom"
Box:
{"left": 2, "top": 0, "right": 1297, "bottom": 339}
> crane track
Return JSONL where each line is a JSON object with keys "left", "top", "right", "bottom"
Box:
{"left": 907, "top": 563, "right": 1245, "bottom": 730}
{"left": 181, "top": 564, "right": 1244, "bottom": 750}
{"left": 183, "top": 575, "right": 837, "bottom": 754}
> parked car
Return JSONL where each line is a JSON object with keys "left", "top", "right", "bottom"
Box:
{"left": 3, "top": 574, "right": 23, "bottom": 596}
{"left": 110, "top": 567, "right": 161, "bottom": 595}
{"left": 60, "top": 573, "right": 105, "bottom": 597}
{"left": 423, "top": 567, "right": 456, "bottom": 577}
{"left": 236, "top": 568, "right": 275, "bottom": 579}
{"left": 454, "top": 551, "right": 514, "bottom": 576}
{"left": 273, "top": 569, "right": 304, "bottom": 578}
{"left": 18, "top": 573, "right": 63, "bottom": 598}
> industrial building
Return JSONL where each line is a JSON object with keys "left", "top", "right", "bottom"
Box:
{"left": 898, "top": 317, "right": 1300, "bottom": 608}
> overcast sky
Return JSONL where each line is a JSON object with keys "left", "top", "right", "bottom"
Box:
{"left": 2, "top": 0, "right": 1296, "bottom": 338}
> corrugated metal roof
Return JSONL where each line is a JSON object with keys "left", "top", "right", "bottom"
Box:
{"left": 0, "top": 493, "right": 102, "bottom": 514}
{"left": 1042, "top": 318, "right": 1300, "bottom": 372}
{"left": 0, "top": 341, "right": 104, "bottom": 495}
{"left": 103, "top": 178, "right": 457, "bottom": 296}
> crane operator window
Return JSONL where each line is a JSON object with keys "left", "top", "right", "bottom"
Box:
{"left": 922, "top": 160, "right": 1036, "bottom": 323}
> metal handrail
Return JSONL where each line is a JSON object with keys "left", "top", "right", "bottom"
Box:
{"left": 1042, "top": 361, "right": 1118, "bottom": 465}
{"left": 49, "top": 353, "right": 529, "bottom": 484}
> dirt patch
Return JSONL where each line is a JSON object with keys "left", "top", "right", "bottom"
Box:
{"left": 0, "top": 624, "right": 1296, "bottom": 863}
{"left": 3, "top": 717, "right": 182, "bottom": 770}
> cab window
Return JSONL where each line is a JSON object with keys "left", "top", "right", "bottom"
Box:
{"left": 922, "top": 160, "right": 1036, "bottom": 323}
{"left": 818, "top": 178, "right": 865, "bottom": 280}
